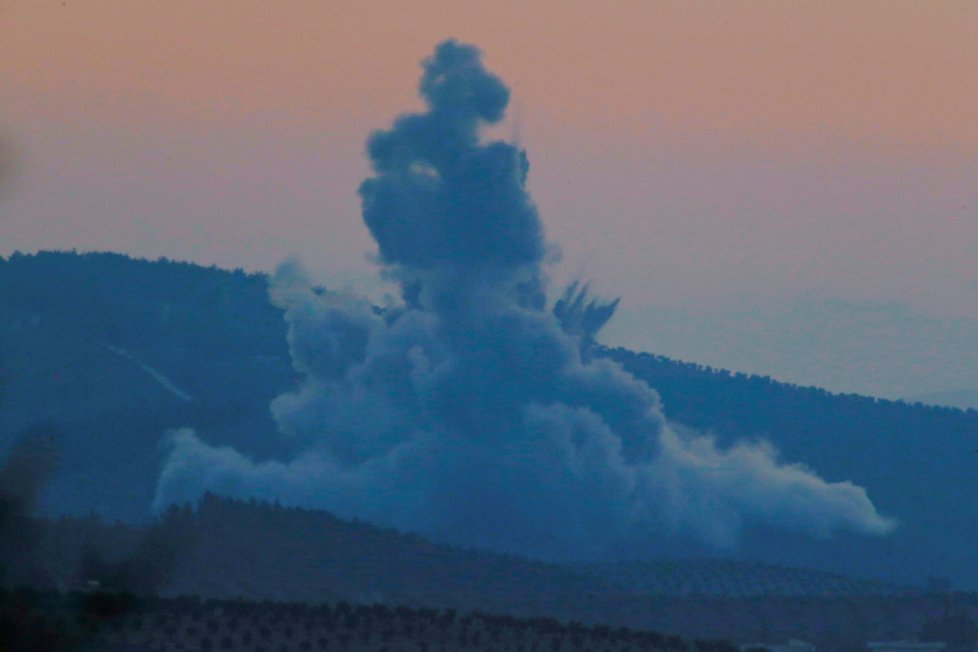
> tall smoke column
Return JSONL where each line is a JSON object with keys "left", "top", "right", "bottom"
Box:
{"left": 155, "top": 40, "right": 894, "bottom": 559}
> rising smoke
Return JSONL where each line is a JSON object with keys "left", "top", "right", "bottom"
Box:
{"left": 155, "top": 40, "right": 894, "bottom": 560}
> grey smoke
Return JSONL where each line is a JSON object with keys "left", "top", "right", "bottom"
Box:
{"left": 155, "top": 40, "right": 894, "bottom": 559}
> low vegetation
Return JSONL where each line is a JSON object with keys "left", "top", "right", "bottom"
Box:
{"left": 2, "top": 588, "right": 729, "bottom": 652}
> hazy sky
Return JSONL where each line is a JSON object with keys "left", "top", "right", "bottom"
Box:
{"left": 3, "top": 1, "right": 978, "bottom": 398}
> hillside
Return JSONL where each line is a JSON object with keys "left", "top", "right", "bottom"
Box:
{"left": 13, "top": 495, "right": 900, "bottom": 610}
{"left": 2, "top": 251, "right": 978, "bottom": 588}
{"left": 9, "top": 495, "right": 628, "bottom": 619}
{"left": 602, "top": 346, "right": 978, "bottom": 586}
{"left": 1, "top": 589, "right": 720, "bottom": 652}
{"left": 0, "top": 251, "right": 295, "bottom": 520}
{"left": 4, "top": 495, "right": 956, "bottom": 652}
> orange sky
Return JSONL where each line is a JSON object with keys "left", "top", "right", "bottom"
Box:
{"left": 3, "top": 1, "right": 978, "bottom": 395}
{"left": 4, "top": 1, "right": 978, "bottom": 144}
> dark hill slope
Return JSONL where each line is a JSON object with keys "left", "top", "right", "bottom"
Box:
{"left": 164, "top": 497, "right": 904, "bottom": 610}
{"left": 166, "top": 495, "right": 629, "bottom": 613}
{"left": 0, "top": 251, "right": 295, "bottom": 519}
{"left": 602, "top": 347, "right": 978, "bottom": 587}
{"left": 25, "top": 495, "right": 627, "bottom": 613}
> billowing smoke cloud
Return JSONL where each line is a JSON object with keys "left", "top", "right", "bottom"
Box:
{"left": 155, "top": 40, "right": 894, "bottom": 559}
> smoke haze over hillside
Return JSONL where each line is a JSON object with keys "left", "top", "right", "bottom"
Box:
{"left": 155, "top": 41, "right": 894, "bottom": 560}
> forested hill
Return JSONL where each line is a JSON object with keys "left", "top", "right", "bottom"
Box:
{"left": 2, "top": 251, "right": 978, "bottom": 587}
{"left": 0, "top": 250, "right": 291, "bottom": 433}
{"left": 604, "top": 343, "right": 978, "bottom": 523}
{"left": 0, "top": 251, "right": 295, "bottom": 517}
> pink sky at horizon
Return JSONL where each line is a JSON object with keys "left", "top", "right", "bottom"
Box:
{"left": 2, "top": 1, "right": 978, "bottom": 396}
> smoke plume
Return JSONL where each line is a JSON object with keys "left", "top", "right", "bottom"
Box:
{"left": 155, "top": 40, "right": 894, "bottom": 559}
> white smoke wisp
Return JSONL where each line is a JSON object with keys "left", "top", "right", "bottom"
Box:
{"left": 154, "top": 40, "right": 895, "bottom": 560}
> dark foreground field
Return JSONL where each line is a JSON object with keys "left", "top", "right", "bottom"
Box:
{"left": 6, "top": 587, "right": 978, "bottom": 652}
{"left": 1, "top": 588, "right": 725, "bottom": 652}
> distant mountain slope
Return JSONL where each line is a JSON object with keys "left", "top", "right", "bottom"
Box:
{"left": 0, "top": 251, "right": 295, "bottom": 520}
{"left": 3, "top": 251, "right": 978, "bottom": 588}
{"left": 601, "top": 346, "right": 978, "bottom": 587}
{"left": 0, "top": 250, "right": 292, "bottom": 429}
